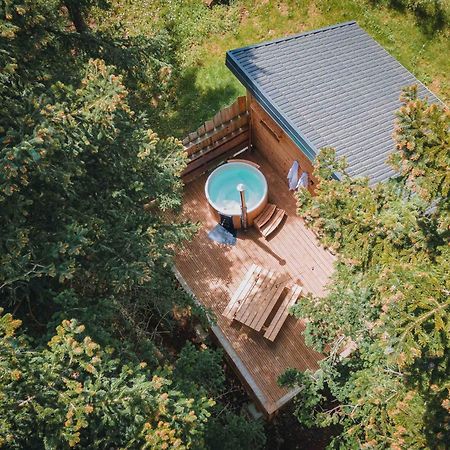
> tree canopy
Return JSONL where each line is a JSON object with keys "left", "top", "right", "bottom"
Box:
{"left": 0, "top": 1, "right": 265, "bottom": 448}
{"left": 282, "top": 87, "right": 449, "bottom": 449}
{"left": 0, "top": 313, "right": 214, "bottom": 449}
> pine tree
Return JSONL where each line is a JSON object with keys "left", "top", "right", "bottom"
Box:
{"left": 0, "top": 2, "right": 266, "bottom": 448}
{"left": 0, "top": 311, "right": 215, "bottom": 449}
{"left": 283, "top": 88, "right": 449, "bottom": 449}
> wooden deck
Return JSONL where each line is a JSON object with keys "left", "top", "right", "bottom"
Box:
{"left": 174, "top": 149, "right": 335, "bottom": 415}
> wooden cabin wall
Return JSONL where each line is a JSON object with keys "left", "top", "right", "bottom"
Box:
{"left": 247, "top": 92, "right": 317, "bottom": 193}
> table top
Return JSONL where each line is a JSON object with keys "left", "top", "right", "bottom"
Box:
{"left": 223, "top": 265, "right": 290, "bottom": 328}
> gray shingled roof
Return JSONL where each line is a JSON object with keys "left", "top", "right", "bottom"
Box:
{"left": 226, "top": 21, "right": 442, "bottom": 184}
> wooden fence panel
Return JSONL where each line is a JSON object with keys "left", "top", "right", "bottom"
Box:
{"left": 186, "top": 114, "right": 248, "bottom": 156}
{"left": 182, "top": 96, "right": 249, "bottom": 180}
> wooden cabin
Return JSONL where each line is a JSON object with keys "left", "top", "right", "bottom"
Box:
{"left": 176, "top": 21, "right": 440, "bottom": 417}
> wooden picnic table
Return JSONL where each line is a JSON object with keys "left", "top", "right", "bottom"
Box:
{"left": 223, "top": 264, "right": 302, "bottom": 341}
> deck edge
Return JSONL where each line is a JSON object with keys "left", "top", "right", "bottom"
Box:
{"left": 172, "top": 264, "right": 301, "bottom": 416}
{"left": 268, "top": 385, "right": 302, "bottom": 414}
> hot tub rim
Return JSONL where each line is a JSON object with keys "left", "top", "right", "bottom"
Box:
{"left": 204, "top": 161, "right": 268, "bottom": 217}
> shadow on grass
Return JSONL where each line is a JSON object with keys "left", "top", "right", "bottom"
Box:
{"left": 156, "top": 65, "right": 243, "bottom": 139}
{"left": 368, "top": 0, "right": 449, "bottom": 36}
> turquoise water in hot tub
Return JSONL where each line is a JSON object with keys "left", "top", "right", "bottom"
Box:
{"left": 206, "top": 163, "right": 267, "bottom": 215}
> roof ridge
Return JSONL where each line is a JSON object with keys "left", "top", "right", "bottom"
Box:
{"left": 228, "top": 21, "right": 357, "bottom": 54}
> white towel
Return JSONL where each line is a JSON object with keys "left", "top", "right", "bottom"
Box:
{"left": 296, "top": 171, "right": 309, "bottom": 190}
{"left": 287, "top": 160, "right": 299, "bottom": 190}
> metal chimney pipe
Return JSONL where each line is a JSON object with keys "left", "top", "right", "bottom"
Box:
{"left": 237, "top": 184, "right": 248, "bottom": 230}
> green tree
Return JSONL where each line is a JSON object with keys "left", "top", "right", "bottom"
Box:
{"left": 0, "top": 312, "right": 214, "bottom": 449}
{"left": 283, "top": 88, "right": 449, "bottom": 449}
{"left": 0, "top": 3, "right": 266, "bottom": 448}
{"left": 0, "top": 50, "right": 195, "bottom": 336}
{"left": 0, "top": 0, "right": 195, "bottom": 341}
{"left": 390, "top": 85, "right": 450, "bottom": 229}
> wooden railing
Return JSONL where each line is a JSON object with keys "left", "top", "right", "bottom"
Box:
{"left": 182, "top": 96, "right": 249, "bottom": 181}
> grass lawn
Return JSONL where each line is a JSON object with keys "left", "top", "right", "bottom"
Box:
{"left": 164, "top": 0, "right": 449, "bottom": 138}
{"left": 104, "top": 0, "right": 449, "bottom": 138}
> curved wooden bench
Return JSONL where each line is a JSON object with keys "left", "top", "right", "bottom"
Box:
{"left": 254, "top": 204, "right": 286, "bottom": 238}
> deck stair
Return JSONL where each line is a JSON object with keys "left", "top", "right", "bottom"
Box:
{"left": 254, "top": 203, "right": 286, "bottom": 238}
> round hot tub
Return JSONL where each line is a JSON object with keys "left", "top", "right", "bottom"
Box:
{"left": 205, "top": 161, "right": 268, "bottom": 229}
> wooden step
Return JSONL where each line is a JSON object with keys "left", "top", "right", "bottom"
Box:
{"left": 260, "top": 208, "right": 286, "bottom": 238}
{"left": 254, "top": 204, "right": 277, "bottom": 229}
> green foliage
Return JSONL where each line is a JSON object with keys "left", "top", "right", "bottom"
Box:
{"left": 0, "top": 2, "right": 196, "bottom": 330}
{"left": 279, "top": 369, "right": 326, "bottom": 427}
{"left": 0, "top": 0, "right": 178, "bottom": 112}
{"left": 288, "top": 89, "right": 450, "bottom": 449}
{"left": 0, "top": 2, "right": 268, "bottom": 448}
{"left": 0, "top": 313, "right": 214, "bottom": 449}
{"left": 172, "top": 342, "right": 267, "bottom": 449}
{"left": 205, "top": 412, "right": 267, "bottom": 450}
{"left": 0, "top": 309, "right": 264, "bottom": 450}
{"left": 390, "top": 85, "right": 450, "bottom": 228}
{"left": 174, "top": 342, "right": 226, "bottom": 396}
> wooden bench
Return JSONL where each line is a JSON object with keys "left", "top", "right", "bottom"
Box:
{"left": 254, "top": 203, "right": 286, "bottom": 238}
{"left": 248, "top": 274, "right": 290, "bottom": 332}
{"left": 222, "top": 264, "right": 260, "bottom": 320}
{"left": 234, "top": 268, "right": 275, "bottom": 326}
{"left": 264, "top": 284, "right": 302, "bottom": 341}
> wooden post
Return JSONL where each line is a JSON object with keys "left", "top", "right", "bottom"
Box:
{"left": 238, "top": 184, "right": 248, "bottom": 230}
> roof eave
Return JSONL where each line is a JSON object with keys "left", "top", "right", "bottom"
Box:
{"left": 226, "top": 51, "right": 317, "bottom": 162}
